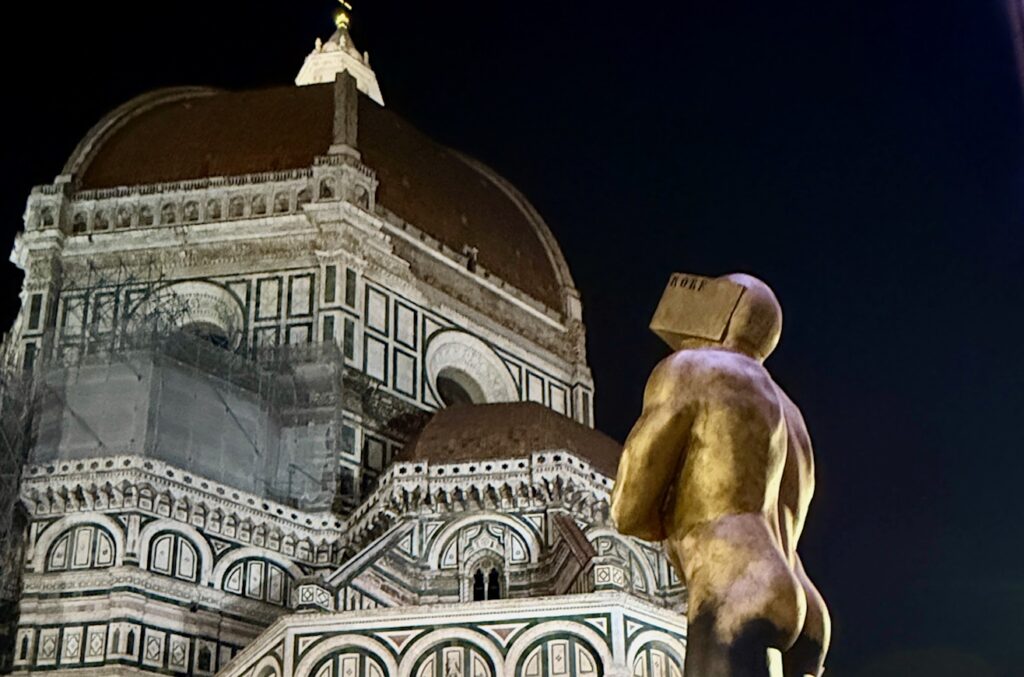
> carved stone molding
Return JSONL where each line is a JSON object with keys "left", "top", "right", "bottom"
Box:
{"left": 21, "top": 456, "right": 343, "bottom": 566}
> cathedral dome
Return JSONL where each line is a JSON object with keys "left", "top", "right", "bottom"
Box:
{"left": 63, "top": 84, "right": 575, "bottom": 313}
{"left": 399, "top": 402, "right": 622, "bottom": 477}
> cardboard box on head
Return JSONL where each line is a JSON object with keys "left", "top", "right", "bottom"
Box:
{"left": 649, "top": 273, "right": 746, "bottom": 349}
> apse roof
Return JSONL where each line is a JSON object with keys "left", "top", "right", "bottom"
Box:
{"left": 399, "top": 402, "right": 622, "bottom": 478}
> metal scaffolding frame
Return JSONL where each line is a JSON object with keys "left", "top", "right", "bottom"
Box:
{"left": 0, "top": 260, "right": 350, "bottom": 669}
{"left": 0, "top": 339, "right": 38, "bottom": 673}
{"left": 47, "top": 255, "right": 346, "bottom": 507}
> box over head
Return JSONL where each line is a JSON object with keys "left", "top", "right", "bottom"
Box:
{"left": 649, "top": 273, "right": 746, "bottom": 349}
{"left": 650, "top": 272, "right": 783, "bottom": 362}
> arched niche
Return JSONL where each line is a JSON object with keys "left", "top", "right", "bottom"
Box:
{"left": 424, "top": 330, "right": 518, "bottom": 406}
{"left": 31, "top": 513, "right": 125, "bottom": 573}
{"left": 293, "top": 635, "right": 398, "bottom": 676}
{"left": 400, "top": 629, "right": 502, "bottom": 677}
{"left": 505, "top": 623, "right": 610, "bottom": 677}
{"left": 627, "top": 633, "right": 687, "bottom": 677}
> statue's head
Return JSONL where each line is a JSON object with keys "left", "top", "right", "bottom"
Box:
{"left": 649, "top": 272, "right": 782, "bottom": 362}
{"left": 720, "top": 273, "right": 782, "bottom": 361}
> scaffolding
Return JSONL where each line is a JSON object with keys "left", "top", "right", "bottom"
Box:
{"left": 41, "top": 256, "right": 347, "bottom": 508}
{"left": 0, "top": 326, "right": 346, "bottom": 671}
{"left": 0, "top": 336, "right": 37, "bottom": 673}
{"left": 54, "top": 256, "right": 234, "bottom": 366}
{"left": 43, "top": 327, "right": 346, "bottom": 511}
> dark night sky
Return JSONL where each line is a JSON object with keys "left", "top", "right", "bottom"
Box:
{"left": 2, "top": 2, "right": 1022, "bottom": 675}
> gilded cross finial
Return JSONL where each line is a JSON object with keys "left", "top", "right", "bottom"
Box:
{"left": 335, "top": 0, "right": 353, "bottom": 31}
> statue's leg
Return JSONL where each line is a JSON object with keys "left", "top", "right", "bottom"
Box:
{"left": 685, "top": 606, "right": 779, "bottom": 677}
{"left": 780, "top": 634, "right": 824, "bottom": 677}
{"left": 678, "top": 515, "right": 806, "bottom": 677}
{"left": 782, "top": 557, "right": 830, "bottom": 677}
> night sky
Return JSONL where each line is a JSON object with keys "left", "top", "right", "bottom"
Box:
{"left": 2, "top": 2, "right": 1022, "bottom": 675}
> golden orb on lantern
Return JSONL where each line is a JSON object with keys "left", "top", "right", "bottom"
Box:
{"left": 334, "top": 0, "right": 353, "bottom": 31}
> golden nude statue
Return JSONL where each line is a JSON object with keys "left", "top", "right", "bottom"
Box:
{"left": 611, "top": 273, "right": 831, "bottom": 677}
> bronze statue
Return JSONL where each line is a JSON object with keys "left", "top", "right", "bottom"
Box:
{"left": 611, "top": 273, "right": 831, "bottom": 677}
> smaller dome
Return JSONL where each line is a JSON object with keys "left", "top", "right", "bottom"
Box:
{"left": 400, "top": 402, "right": 622, "bottom": 477}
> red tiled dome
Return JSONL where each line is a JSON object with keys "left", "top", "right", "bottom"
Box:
{"left": 68, "top": 84, "right": 572, "bottom": 312}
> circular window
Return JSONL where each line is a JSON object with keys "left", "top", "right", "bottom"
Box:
{"left": 128, "top": 281, "right": 246, "bottom": 350}
{"left": 424, "top": 330, "right": 518, "bottom": 406}
{"left": 436, "top": 367, "right": 486, "bottom": 406}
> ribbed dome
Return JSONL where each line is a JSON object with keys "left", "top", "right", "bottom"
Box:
{"left": 66, "top": 84, "right": 574, "bottom": 313}
{"left": 400, "top": 403, "right": 622, "bottom": 478}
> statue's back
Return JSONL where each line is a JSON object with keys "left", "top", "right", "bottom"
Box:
{"left": 774, "top": 387, "right": 832, "bottom": 677}
{"left": 670, "top": 348, "right": 789, "bottom": 535}
{"left": 774, "top": 386, "right": 816, "bottom": 561}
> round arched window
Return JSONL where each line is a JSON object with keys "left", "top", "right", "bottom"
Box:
{"left": 436, "top": 367, "right": 486, "bottom": 407}
{"left": 424, "top": 330, "right": 518, "bottom": 406}
{"left": 470, "top": 565, "right": 502, "bottom": 601}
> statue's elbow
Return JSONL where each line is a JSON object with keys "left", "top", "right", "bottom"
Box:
{"left": 609, "top": 501, "right": 633, "bottom": 532}
{"left": 611, "top": 503, "right": 664, "bottom": 542}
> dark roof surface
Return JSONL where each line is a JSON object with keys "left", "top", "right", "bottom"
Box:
{"left": 81, "top": 86, "right": 335, "bottom": 185}
{"left": 400, "top": 402, "right": 622, "bottom": 478}
{"left": 77, "top": 84, "right": 564, "bottom": 310}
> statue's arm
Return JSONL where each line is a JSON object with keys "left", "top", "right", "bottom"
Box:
{"left": 611, "top": 357, "right": 695, "bottom": 542}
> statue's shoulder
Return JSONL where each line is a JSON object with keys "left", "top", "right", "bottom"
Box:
{"left": 659, "top": 348, "right": 758, "bottom": 377}
{"left": 654, "top": 350, "right": 774, "bottom": 399}
{"left": 654, "top": 350, "right": 712, "bottom": 379}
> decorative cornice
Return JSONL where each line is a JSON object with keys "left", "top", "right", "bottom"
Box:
{"left": 21, "top": 456, "right": 342, "bottom": 565}
{"left": 342, "top": 451, "right": 613, "bottom": 554}
{"left": 20, "top": 567, "right": 289, "bottom": 624}
{"left": 21, "top": 449, "right": 614, "bottom": 569}
{"left": 72, "top": 169, "right": 316, "bottom": 201}
{"left": 221, "top": 590, "right": 687, "bottom": 677}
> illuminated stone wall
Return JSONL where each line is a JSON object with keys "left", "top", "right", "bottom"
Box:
{"left": 2, "top": 20, "right": 665, "bottom": 675}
